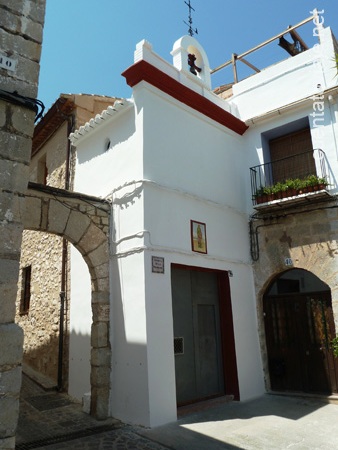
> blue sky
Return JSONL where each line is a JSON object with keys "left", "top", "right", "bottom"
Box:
{"left": 38, "top": 1, "right": 337, "bottom": 112}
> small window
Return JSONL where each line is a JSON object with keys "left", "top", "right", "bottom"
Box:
{"left": 277, "top": 279, "right": 300, "bottom": 294}
{"left": 174, "top": 337, "right": 184, "bottom": 355}
{"left": 20, "top": 265, "right": 32, "bottom": 315}
{"left": 104, "top": 138, "right": 111, "bottom": 152}
{"left": 37, "top": 154, "right": 48, "bottom": 184}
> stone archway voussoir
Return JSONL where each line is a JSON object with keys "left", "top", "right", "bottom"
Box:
{"left": 77, "top": 223, "right": 107, "bottom": 256}
{"left": 22, "top": 196, "right": 42, "bottom": 230}
{"left": 47, "top": 198, "right": 71, "bottom": 235}
{"left": 64, "top": 209, "right": 91, "bottom": 245}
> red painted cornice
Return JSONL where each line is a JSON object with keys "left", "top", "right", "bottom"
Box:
{"left": 122, "top": 60, "right": 248, "bottom": 135}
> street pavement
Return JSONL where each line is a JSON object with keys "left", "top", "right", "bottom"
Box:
{"left": 17, "top": 373, "right": 338, "bottom": 449}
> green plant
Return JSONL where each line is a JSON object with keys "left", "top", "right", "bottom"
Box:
{"left": 305, "top": 174, "right": 321, "bottom": 187}
{"left": 256, "top": 186, "right": 272, "bottom": 197}
{"left": 285, "top": 179, "right": 295, "bottom": 190}
{"left": 254, "top": 186, "right": 265, "bottom": 197}
{"left": 318, "top": 176, "right": 328, "bottom": 186}
{"left": 254, "top": 175, "right": 328, "bottom": 200}
{"left": 290, "top": 178, "right": 303, "bottom": 190}
{"left": 331, "top": 335, "right": 338, "bottom": 358}
{"left": 272, "top": 182, "right": 287, "bottom": 194}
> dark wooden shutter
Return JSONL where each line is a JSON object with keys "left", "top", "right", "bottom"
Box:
{"left": 269, "top": 128, "right": 315, "bottom": 182}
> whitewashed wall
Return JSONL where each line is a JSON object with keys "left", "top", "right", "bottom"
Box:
{"left": 229, "top": 27, "right": 337, "bottom": 122}
{"left": 69, "top": 246, "right": 91, "bottom": 401}
{"left": 140, "top": 82, "right": 264, "bottom": 424}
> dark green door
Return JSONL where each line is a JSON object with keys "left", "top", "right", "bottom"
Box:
{"left": 171, "top": 267, "right": 225, "bottom": 406}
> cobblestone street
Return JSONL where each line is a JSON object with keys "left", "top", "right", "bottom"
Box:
{"left": 16, "top": 374, "right": 169, "bottom": 450}
{"left": 16, "top": 373, "right": 338, "bottom": 449}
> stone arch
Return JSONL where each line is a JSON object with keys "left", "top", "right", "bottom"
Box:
{"left": 256, "top": 259, "right": 337, "bottom": 391}
{"left": 252, "top": 215, "right": 338, "bottom": 393}
{"left": 21, "top": 183, "right": 111, "bottom": 419}
{"left": 260, "top": 268, "right": 337, "bottom": 394}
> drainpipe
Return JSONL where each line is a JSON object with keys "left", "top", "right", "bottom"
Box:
{"left": 57, "top": 290, "right": 66, "bottom": 390}
{"left": 57, "top": 111, "right": 74, "bottom": 391}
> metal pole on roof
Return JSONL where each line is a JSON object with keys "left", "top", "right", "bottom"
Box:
{"left": 232, "top": 53, "right": 238, "bottom": 84}
{"left": 211, "top": 13, "right": 317, "bottom": 75}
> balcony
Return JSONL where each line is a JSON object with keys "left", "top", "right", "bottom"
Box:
{"left": 250, "top": 149, "right": 332, "bottom": 211}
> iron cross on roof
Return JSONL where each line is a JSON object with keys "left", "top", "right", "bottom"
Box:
{"left": 184, "top": 0, "right": 198, "bottom": 36}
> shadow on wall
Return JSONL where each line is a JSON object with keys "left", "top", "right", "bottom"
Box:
{"left": 22, "top": 329, "right": 91, "bottom": 401}
{"left": 68, "top": 330, "right": 91, "bottom": 401}
{"left": 22, "top": 333, "right": 60, "bottom": 387}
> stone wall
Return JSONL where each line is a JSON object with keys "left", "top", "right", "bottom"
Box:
{"left": 252, "top": 201, "right": 338, "bottom": 387}
{"left": 16, "top": 231, "right": 65, "bottom": 382}
{"left": 0, "top": 1, "right": 46, "bottom": 448}
{"left": 16, "top": 122, "right": 69, "bottom": 385}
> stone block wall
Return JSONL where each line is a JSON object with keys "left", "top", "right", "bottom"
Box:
{"left": 0, "top": 1, "right": 45, "bottom": 448}
{"left": 16, "top": 231, "right": 65, "bottom": 382}
{"left": 0, "top": 0, "right": 45, "bottom": 97}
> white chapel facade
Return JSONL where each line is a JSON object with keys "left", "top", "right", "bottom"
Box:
{"left": 69, "top": 13, "right": 338, "bottom": 427}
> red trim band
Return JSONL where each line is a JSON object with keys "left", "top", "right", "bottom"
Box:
{"left": 122, "top": 60, "right": 248, "bottom": 135}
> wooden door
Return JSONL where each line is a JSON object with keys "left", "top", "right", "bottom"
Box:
{"left": 171, "top": 268, "right": 224, "bottom": 405}
{"left": 264, "top": 292, "right": 338, "bottom": 393}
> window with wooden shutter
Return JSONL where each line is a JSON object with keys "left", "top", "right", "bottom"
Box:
{"left": 269, "top": 127, "right": 315, "bottom": 183}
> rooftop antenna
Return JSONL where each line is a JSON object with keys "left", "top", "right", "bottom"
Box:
{"left": 184, "top": 0, "right": 198, "bottom": 37}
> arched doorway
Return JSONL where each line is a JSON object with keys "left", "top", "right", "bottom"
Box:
{"left": 19, "top": 184, "right": 111, "bottom": 419}
{"left": 264, "top": 269, "right": 338, "bottom": 394}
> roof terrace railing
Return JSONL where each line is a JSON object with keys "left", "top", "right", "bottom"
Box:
{"left": 211, "top": 10, "right": 321, "bottom": 84}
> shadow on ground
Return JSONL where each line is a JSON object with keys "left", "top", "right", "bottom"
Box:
{"left": 137, "top": 394, "right": 338, "bottom": 450}
{"left": 17, "top": 374, "right": 338, "bottom": 450}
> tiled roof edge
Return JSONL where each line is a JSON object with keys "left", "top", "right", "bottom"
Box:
{"left": 69, "top": 99, "right": 133, "bottom": 143}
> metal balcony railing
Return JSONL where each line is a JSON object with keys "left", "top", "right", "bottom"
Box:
{"left": 250, "top": 149, "right": 330, "bottom": 206}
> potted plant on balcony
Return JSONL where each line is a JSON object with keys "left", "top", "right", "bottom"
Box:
{"left": 318, "top": 177, "right": 328, "bottom": 190}
{"left": 285, "top": 178, "right": 300, "bottom": 197}
{"left": 304, "top": 174, "right": 328, "bottom": 192}
{"left": 254, "top": 187, "right": 266, "bottom": 204}
{"left": 255, "top": 186, "right": 275, "bottom": 204}
{"left": 272, "top": 182, "right": 285, "bottom": 199}
{"left": 306, "top": 174, "right": 320, "bottom": 191}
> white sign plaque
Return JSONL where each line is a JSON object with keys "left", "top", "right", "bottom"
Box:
{"left": 0, "top": 53, "right": 17, "bottom": 72}
{"left": 152, "top": 256, "right": 164, "bottom": 274}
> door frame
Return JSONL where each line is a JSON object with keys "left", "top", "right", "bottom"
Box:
{"left": 171, "top": 264, "right": 240, "bottom": 402}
